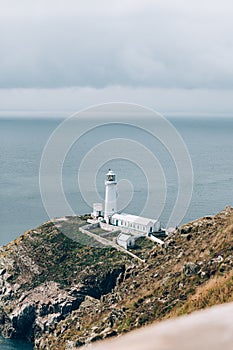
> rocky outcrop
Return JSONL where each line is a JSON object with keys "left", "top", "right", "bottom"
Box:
{"left": 182, "top": 262, "right": 200, "bottom": 276}
{"left": 1, "top": 282, "right": 85, "bottom": 340}
{"left": 0, "top": 269, "right": 125, "bottom": 342}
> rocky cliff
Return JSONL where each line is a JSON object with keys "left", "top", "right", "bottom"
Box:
{"left": 0, "top": 208, "right": 232, "bottom": 349}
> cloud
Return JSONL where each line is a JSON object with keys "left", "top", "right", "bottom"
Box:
{"left": 0, "top": 0, "right": 233, "bottom": 90}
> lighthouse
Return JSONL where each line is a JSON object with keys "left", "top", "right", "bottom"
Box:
{"left": 104, "top": 169, "right": 117, "bottom": 223}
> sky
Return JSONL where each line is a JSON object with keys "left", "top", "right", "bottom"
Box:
{"left": 0, "top": 0, "right": 233, "bottom": 116}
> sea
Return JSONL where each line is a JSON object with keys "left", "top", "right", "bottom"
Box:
{"left": 0, "top": 115, "right": 233, "bottom": 348}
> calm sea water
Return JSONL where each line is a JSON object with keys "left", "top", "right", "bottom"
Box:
{"left": 1, "top": 116, "right": 233, "bottom": 246}
{"left": 0, "top": 115, "right": 233, "bottom": 348}
{"left": 0, "top": 337, "right": 32, "bottom": 350}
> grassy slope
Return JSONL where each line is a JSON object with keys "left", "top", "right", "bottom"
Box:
{"left": 43, "top": 208, "right": 233, "bottom": 349}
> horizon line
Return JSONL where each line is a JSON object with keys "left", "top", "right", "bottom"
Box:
{"left": 0, "top": 110, "right": 232, "bottom": 119}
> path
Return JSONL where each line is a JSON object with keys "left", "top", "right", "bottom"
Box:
{"left": 79, "top": 225, "right": 145, "bottom": 263}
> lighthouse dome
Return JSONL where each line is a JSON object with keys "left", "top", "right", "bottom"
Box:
{"left": 106, "top": 169, "right": 116, "bottom": 182}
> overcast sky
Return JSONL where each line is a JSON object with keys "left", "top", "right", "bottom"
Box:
{"left": 0, "top": 0, "right": 233, "bottom": 115}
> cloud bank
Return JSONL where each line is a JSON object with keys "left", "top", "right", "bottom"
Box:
{"left": 1, "top": 0, "right": 233, "bottom": 90}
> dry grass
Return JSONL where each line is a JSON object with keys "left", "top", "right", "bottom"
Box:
{"left": 211, "top": 223, "right": 233, "bottom": 252}
{"left": 167, "top": 269, "right": 233, "bottom": 318}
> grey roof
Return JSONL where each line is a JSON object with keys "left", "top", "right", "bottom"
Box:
{"left": 112, "top": 213, "right": 158, "bottom": 226}
{"left": 117, "top": 233, "right": 132, "bottom": 242}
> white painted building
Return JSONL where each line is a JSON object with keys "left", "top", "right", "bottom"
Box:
{"left": 111, "top": 213, "right": 161, "bottom": 234}
{"left": 104, "top": 169, "right": 117, "bottom": 223}
{"left": 91, "top": 203, "right": 103, "bottom": 219}
{"left": 116, "top": 233, "right": 135, "bottom": 250}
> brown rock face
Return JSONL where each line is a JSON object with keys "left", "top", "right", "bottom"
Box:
{"left": 0, "top": 217, "right": 129, "bottom": 345}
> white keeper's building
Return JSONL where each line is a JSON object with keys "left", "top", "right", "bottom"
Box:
{"left": 110, "top": 213, "right": 161, "bottom": 234}
{"left": 116, "top": 233, "right": 136, "bottom": 250}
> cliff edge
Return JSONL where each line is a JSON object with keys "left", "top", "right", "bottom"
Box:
{"left": 0, "top": 208, "right": 232, "bottom": 349}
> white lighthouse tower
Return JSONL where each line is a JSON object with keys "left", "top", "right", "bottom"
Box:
{"left": 104, "top": 169, "right": 117, "bottom": 223}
